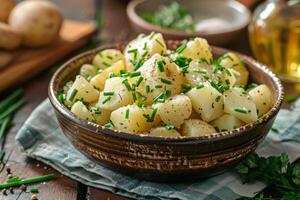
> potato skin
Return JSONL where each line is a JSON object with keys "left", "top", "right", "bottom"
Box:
{"left": 9, "top": 0, "right": 63, "bottom": 47}
{"left": 0, "top": 23, "right": 21, "bottom": 50}
{"left": 0, "top": 0, "right": 15, "bottom": 23}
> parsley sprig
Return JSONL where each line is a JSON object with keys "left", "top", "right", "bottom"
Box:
{"left": 236, "top": 153, "right": 300, "bottom": 200}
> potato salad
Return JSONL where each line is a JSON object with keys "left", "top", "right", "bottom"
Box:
{"left": 58, "top": 32, "right": 274, "bottom": 137}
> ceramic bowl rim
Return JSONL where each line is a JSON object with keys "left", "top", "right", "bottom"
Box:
{"left": 48, "top": 42, "right": 284, "bottom": 144}
{"left": 126, "top": 0, "right": 251, "bottom": 36}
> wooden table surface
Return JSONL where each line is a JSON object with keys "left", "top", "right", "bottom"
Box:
{"left": 1, "top": 0, "right": 299, "bottom": 200}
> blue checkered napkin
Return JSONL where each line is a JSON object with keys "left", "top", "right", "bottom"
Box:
{"left": 16, "top": 99, "right": 300, "bottom": 200}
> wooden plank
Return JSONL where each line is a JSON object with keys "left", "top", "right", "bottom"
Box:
{"left": 0, "top": 72, "right": 79, "bottom": 200}
{"left": 0, "top": 20, "right": 96, "bottom": 92}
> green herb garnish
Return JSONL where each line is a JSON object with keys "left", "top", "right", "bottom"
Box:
{"left": 160, "top": 78, "right": 172, "bottom": 85}
{"left": 234, "top": 108, "right": 250, "bottom": 114}
{"left": 125, "top": 108, "right": 130, "bottom": 119}
{"left": 103, "top": 92, "right": 114, "bottom": 96}
{"left": 157, "top": 60, "right": 165, "bottom": 72}
{"left": 176, "top": 43, "right": 187, "bottom": 54}
{"left": 69, "top": 89, "right": 78, "bottom": 101}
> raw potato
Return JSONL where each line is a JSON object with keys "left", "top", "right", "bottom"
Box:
{"left": 9, "top": 0, "right": 63, "bottom": 47}
{"left": 0, "top": 51, "right": 13, "bottom": 68}
{"left": 182, "top": 119, "right": 215, "bottom": 137}
{"left": 249, "top": 84, "right": 273, "bottom": 117}
{"left": 186, "top": 82, "right": 223, "bottom": 122}
{"left": 90, "top": 60, "right": 125, "bottom": 90}
{"left": 0, "top": 0, "right": 15, "bottom": 23}
{"left": 177, "top": 37, "right": 213, "bottom": 63}
{"left": 71, "top": 101, "right": 94, "bottom": 122}
{"left": 211, "top": 114, "right": 244, "bottom": 131}
{"left": 124, "top": 32, "right": 167, "bottom": 71}
{"left": 157, "top": 94, "right": 192, "bottom": 127}
{"left": 223, "top": 88, "right": 257, "bottom": 123}
{"left": 149, "top": 127, "right": 181, "bottom": 137}
{"left": 110, "top": 105, "right": 160, "bottom": 133}
{"left": 92, "top": 49, "right": 124, "bottom": 69}
{"left": 219, "top": 53, "right": 249, "bottom": 86}
{"left": 135, "top": 54, "right": 184, "bottom": 104}
{"left": 80, "top": 64, "right": 97, "bottom": 79}
{"left": 67, "top": 75, "right": 99, "bottom": 104}
{"left": 98, "top": 77, "right": 134, "bottom": 111}
{"left": 0, "top": 23, "right": 21, "bottom": 50}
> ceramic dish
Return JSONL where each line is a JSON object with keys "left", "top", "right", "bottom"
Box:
{"left": 48, "top": 41, "right": 284, "bottom": 181}
{"left": 127, "top": 0, "right": 251, "bottom": 45}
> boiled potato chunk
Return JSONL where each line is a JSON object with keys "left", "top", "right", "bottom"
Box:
{"left": 124, "top": 32, "right": 167, "bottom": 71}
{"left": 219, "top": 53, "right": 249, "bottom": 86}
{"left": 80, "top": 64, "right": 97, "bottom": 79}
{"left": 211, "top": 114, "right": 244, "bottom": 131}
{"left": 248, "top": 84, "right": 273, "bottom": 117}
{"left": 67, "top": 75, "right": 99, "bottom": 104}
{"left": 182, "top": 119, "right": 216, "bottom": 137}
{"left": 98, "top": 77, "right": 134, "bottom": 111}
{"left": 92, "top": 49, "right": 124, "bottom": 69}
{"left": 157, "top": 94, "right": 192, "bottom": 127}
{"left": 177, "top": 37, "right": 213, "bottom": 63}
{"left": 186, "top": 82, "right": 223, "bottom": 122}
{"left": 135, "top": 54, "right": 184, "bottom": 104}
{"left": 149, "top": 127, "right": 181, "bottom": 137}
{"left": 111, "top": 105, "right": 159, "bottom": 133}
{"left": 223, "top": 89, "right": 257, "bottom": 123}
{"left": 89, "top": 106, "right": 111, "bottom": 125}
{"left": 71, "top": 101, "right": 94, "bottom": 122}
{"left": 90, "top": 60, "right": 125, "bottom": 90}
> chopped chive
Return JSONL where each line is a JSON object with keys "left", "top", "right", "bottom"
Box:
{"left": 69, "top": 89, "right": 78, "bottom": 101}
{"left": 91, "top": 107, "right": 101, "bottom": 115}
{"left": 103, "top": 92, "right": 114, "bottom": 96}
{"left": 125, "top": 108, "right": 130, "bottom": 119}
{"left": 136, "top": 77, "right": 144, "bottom": 87}
{"left": 108, "top": 72, "right": 116, "bottom": 78}
{"left": 129, "top": 71, "right": 141, "bottom": 78}
{"left": 215, "top": 96, "right": 222, "bottom": 102}
{"left": 104, "top": 120, "right": 114, "bottom": 128}
{"left": 155, "top": 39, "right": 164, "bottom": 47}
{"left": 122, "top": 79, "right": 132, "bottom": 91}
{"left": 199, "top": 58, "right": 209, "bottom": 64}
{"left": 153, "top": 92, "right": 165, "bottom": 103}
{"left": 0, "top": 117, "right": 11, "bottom": 140}
{"left": 155, "top": 85, "right": 162, "bottom": 89}
{"left": 127, "top": 48, "right": 138, "bottom": 60}
{"left": 150, "top": 108, "right": 158, "bottom": 122}
{"left": 0, "top": 173, "right": 55, "bottom": 189}
{"left": 0, "top": 89, "right": 23, "bottom": 113}
{"left": 225, "top": 79, "right": 230, "bottom": 85}
{"left": 102, "top": 62, "right": 110, "bottom": 67}
{"left": 271, "top": 127, "right": 279, "bottom": 133}
{"left": 234, "top": 108, "right": 249, "bottom": 114}
{"left": 106, "top": 55, "right": 113, "bottom": 60}
{"left": 157, "top": 60, "right": 165, "bottom": 72}
{"left": 225, "top": 69, "right": 232, "bottom": 76}
{"left": 146, "top": 85, "right": 150, "bottom": 93}
{"left": 102, "top": 97, "right": 111, "bottom": 104}
{"left": 142, "top": 50, "right": 148, "bottom": 57}
{"left": 248, "top": 83, "right": 258, "bottom": 89}
{"left": 134, "top": 59, "right": 143, "bottom": 70}
{"left": 136, "top": 91, "right": 147, "bottom": 101}
{"left": 165, "top": 90, "right": 171, "bottom": 97}
{"left": 196, "top": 83, "right": 205, "bottom": 89}
{"left": 181, "top": 83, "right": 191, "bottom": 93}
{"left": 131, "top": 92, "right": 137, "bottom": 102}
{"left": 160, "top": 78, "right": 172, "bottom": 85}
{"left": 143, "top": 42, "right": 148, "bottom": 50}
{"left": 6, "top": 176, "right": 20, "bottom": 183}
{"left": 149, "top": 32, "right": 155, "bottom": 40}
{"left": 58, "top": 93, "right": 66, "bottom": 104}
{"left": 165, "top": 124, "right": 176, "bottom": 130}
{"left": 176, "top": 43, "right": 187, "bottom": 54}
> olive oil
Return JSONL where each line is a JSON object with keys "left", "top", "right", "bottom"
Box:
{"left": 249, "top": 0, "right": 300, "bottom": 82}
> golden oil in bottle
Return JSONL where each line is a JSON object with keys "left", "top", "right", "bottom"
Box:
{"left": 248, "top": 0, "right": 300, "bottom": 82}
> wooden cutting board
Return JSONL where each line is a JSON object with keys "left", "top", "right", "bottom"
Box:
{"left": 0, "top": 20, "right": 96, "bottom": 92}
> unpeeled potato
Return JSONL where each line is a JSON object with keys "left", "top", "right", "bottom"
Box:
{"left": 0, "top": 0, "right": 15, "bottom": 23}
{"left": 0, "top": 23, "right": 21, "bottom": 50}
{"left": 9, "top": 0, "right": 63, "bottom": 47}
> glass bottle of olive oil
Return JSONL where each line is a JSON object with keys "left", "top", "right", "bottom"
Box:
{"left": 248, "top": 0, "right": 300, "bottom": 82}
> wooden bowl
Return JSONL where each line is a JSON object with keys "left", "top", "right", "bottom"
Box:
{"left": 48, "top": 41, "right": 284, "bottom": 182}
{"left": 127, "top": 0, "right": 251, "bottom": 45}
